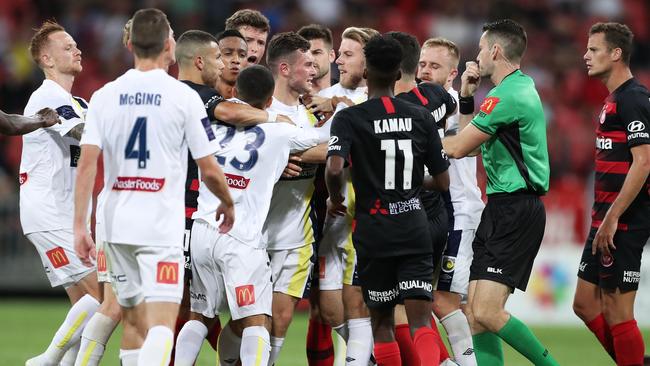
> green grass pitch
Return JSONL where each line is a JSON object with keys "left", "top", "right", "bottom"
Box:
{"left": 3, "top": 299, "right": 646, "bottom": 365}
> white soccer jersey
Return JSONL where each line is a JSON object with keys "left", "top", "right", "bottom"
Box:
{"left": 20, "top": 79, "right": 87, "bottom": 234}
{"left": 445, "top": 88, "right": 484, "bottom": 230}
{"left": 81, "top": 69, "right": 218, "bottom": 247}
{"left": 318, "top": 83, "right": 368, "bottom": 104}
{"left": 261, "top": 97, "right": 328, "bottom": 250}
{"left": 193, "top": 99, "right": 325, "bottom": 248}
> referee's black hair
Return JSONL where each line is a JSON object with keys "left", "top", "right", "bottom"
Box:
{"left": 385, "top": 31, "right": 420, "bottom": 77}
{"left": 216, "top": 29, "right": 246, "bottom": 43}
{"left": 364, "top": 35, "right": 403, "bottom": 78}
{"left": 236, "top": 65, "right": 275, "bottom": 109}
{"left": 482, "top": 19, "right": 527, "bottom": 62}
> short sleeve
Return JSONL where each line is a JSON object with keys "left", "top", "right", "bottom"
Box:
{"left": 327, "top": 110, "right": 353, "bottom": 161}
{"left": 471, "top": 93, "right": 515, "bottom": 135}
{"left": 275, "top": 124, "right": 324, "bottom": 153}
{"left": 618, "top": 91, "right": 650, "bottom": 148}
{"left": 80, "top": 92, "right": 102, "bottom": 148}
{"left": 184, "top": 91, "right": 219, "bottom": 159}
{"left": 204, "top": 92, "right": 224, "bottom": 121}
{"left": 424, "top": 112, "right": 449, "bottom": 176}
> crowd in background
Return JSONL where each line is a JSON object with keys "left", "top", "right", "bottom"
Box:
{"left": 1, "top": 0, "right": 649, "bottom": 253}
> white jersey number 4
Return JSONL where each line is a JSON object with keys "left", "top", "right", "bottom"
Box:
{"left": 380, "top": 139, "right": 413, "bottom": 190}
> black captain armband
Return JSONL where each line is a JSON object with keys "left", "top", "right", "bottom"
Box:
{"left": 459, "top": 96, "right": 475, "bottom": 115}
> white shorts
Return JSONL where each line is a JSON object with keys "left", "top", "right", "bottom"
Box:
{"left": 268, "top": 244, "right": 313, "bottom": 298}
{"left": 104, "top": 242, "right": 184, "bottom": 308}
{"left": 435, "top": 229, "right": 475, "bottom": 296}
{"left": 318, "top": 220, "right": 358, "bottom": 290}
{"left": 27, "top": 229, "right": 95, "bottom": 288}
{"left": 95, "top": 221, "right": 109, "bottom": 283}
{"left": 189, "top": 220, "right": 272, "bottom": 320}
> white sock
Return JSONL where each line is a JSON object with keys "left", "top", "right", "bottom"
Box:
{"left": 119, "top": 349, "right": 139, "bottom": 366}
{"left": 74, "top": 312, "right": 119, "bottom": 366}
{"left": 28, "top": 294, "right": 100, "bottom": 365}
{"left": 441, "top": 309, "right": 476, "bottom": 366}
{"left": 174, "top": 320, "right": 208, "bottom": 366}
{"left": 240, "top": 326, "right": 270, "bottom": 366}
{"left": 138, "top": 326, "right": 174, "bottom": 366}
{"left": 60, "top": 342, "right": 80, "bottom": 366}
{"left": 218, "top": 322, "right": 242, "bottom": 365}
{"left": 333, "top": 323, "right": 349, "bottom": 342}
{"left": 346, "top": 318, "right": 373, "bottom": 366}
{"left": 267, "top": 336, "right": 284, "bottom": 366}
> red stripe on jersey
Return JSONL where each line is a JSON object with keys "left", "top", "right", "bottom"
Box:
{"left": 190, "top": 179, "right": 200, "bottom": 191}
{"left": 597, "top": 130, "right": 626, "bottom": 143}
{"left": 381, "top": 97, "right": 396, "bottom": 114}
{"left": 591, "top": 220, "right": 628, "bottom": 231}
{"left": 185, "top": 207, "right": 197, "bottom": 218}
{"left": 594, "top": 190, "right": 618, "bottom": 203}
{"left": 411, "top": 87, "right": 428, "bottom": 106}
{"left": 595, "top": 160, "right": 630, "bottom": 174}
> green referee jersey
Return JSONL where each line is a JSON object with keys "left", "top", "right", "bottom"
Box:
{"left": 471, "top": 69, "right": 550, "bottom": 195}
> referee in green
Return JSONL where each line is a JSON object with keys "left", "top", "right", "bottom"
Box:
{"left": 443, "top": 19, "right": 558, "bottom": 366}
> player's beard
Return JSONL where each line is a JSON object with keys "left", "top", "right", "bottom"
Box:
{"left": 341, "top": 72, "right": 363, "bottom": 89}
{"left": 290, "top": 78, "right": 312, "bottom": 95}
{"left": 314, "top": 64, "right": 328, "bottom": 80}
{"left": 202, "top": 69, "right": 219, "bottom": 90}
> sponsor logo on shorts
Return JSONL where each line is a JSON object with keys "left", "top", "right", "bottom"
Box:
{"left": 236, "top": 285, "right": 255, "bottom": 306}
{"left": 46, "top": 247, "right": 70, "bottom": 268}
{"left": 19, "top": 172, "right": 27, "bottom": 185}
{"left": 156, "top": 262, "right": 179, "bottom": 284}
{"left": 623, "top": 270, "right": 640, "bottom": 283}
{"left": 442, "top": 256, "right": 456, "bottom": 273}
{"left": 369, "top": 199, "right": 388, "bottom": 215}
{"left": 487, "top": 266, "right": 503, "bottom": 274}
{"left": 113, "top": 176, "right": 165, "bottom": 192}
{"left": 578, "top": 261, "right": 587, "bottom": 272}
{"left": 318, "top": 256, "right": 326, "bottom": 279}
{"left": 479, "top": 97, "right": 500, "bottom": 115}
{"left": 225, "top": 173, "right": 250, "bottom": 189}
{"left": 367, "top": 287, "right": 399, "bottom": 303}
{"left": 97, "top": 250, "right": 106, "bottom": 272}
{"left": 600, "top": 254, "right": 614, "bottom": 268}
{"left": 462, "top": 348, "right": 474, "bottom": 356}
{"left": 111, "top": 273, "right": 127, "bottom": 282}
{"left": 190, "top": 291, "right": 207, "bottom": 301}
{"left": 398, "top": 280, "right": 433, "bottom": 292}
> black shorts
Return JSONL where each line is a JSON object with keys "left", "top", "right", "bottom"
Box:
{"left": 357, "top": 253, "right": 434, "bottom": 309}
{"left": 577, "top": 227, "right": 649, "bottom": 291}
{"left": 429, "top": 209, "right": 449, "bottom": 274}
{"left": 469, "top": 193, "right": 545, "bottom": 292}
{"left": 183, "top": 218, "right": 193, "bottom": 283}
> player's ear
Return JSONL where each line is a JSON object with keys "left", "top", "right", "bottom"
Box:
{"left": 611, "top": 47, "right": 623, "bottom": 62}
{"left": 195, "top": 55, "right": 204, "bottom": 71}
{"left": 127, "top": 40, "right": 133, "bottom": 53}
{"left": 265, "top": 95, "right": 273, "bottom": 108}
{"left": 279, "top": 61, "right": 290, "bottom": 77}
{"left": 328, "top": 49, "right": 336, "bottom": 63}
{"left": 449, "top": 68, "right": 459, "bottom": 82}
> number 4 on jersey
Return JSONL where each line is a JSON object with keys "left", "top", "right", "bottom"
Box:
{"left": 125, "top": 117, "right": 150, "bottom": 169}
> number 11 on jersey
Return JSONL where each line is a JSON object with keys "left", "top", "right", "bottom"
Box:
{"left": 125, "top": 117, "right": 150, "bottom": 169}
{"left": 381, "top": 139, "right": 413, "bottom": 190}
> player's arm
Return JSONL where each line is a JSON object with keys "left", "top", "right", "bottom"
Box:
{"left": 65, "top": 124, "right": 85, "bottom": 140}
{"left": 73, "top": 144, "right": 100, "bottom": 267}
{"left": 443, "top": 124, "right": 490, "bottom": 158}
{"left": 325, "top": 112, "right": 352, "bottom": 216}
{"left": 0, "top": 108, "right": 61, "bottom": 135}
{"left": 457, "top": 61, "right": 480, "bottom": 131}
{"left": 215, "top": 100, "right": 290, "bottom": 126}
{"left": 195, "top": 155, "right": 235, "bottom": 233}
{"left": 423, "top": 112, "right": 451, "bottom": 192}
{"left": 423, "top": 171, "right": 450, "bottom": 192}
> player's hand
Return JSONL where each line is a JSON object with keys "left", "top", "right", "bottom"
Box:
{"left": 36, "top": 107, "right": 61, "bottom": 128}
{"left": 307, "top": 95, "right": 334, "bottom": 114}
{"left": 276, "top": 114, "right": 295, "bottom": 125}
{"left": 74, "top": 229, "right": 96, "bottom": 268}
{"left": 216, "top": 203, "right": 235, "bottom": 234}
{"left": 592, "top": 214, "right": 617, "bottom": 256}
{"left": 332, "top": 95, "right": 354, "bottom": 107}
{"left": 460, "top": 61, "right": 480, "bottom": 97}
{"left": 282, "top": 154, "right": 302, "bottom": 178}
{"left": 326, "top": 197, "right": 347, "bottom": 217}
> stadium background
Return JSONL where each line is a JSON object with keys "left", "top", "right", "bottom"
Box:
{"left": 1, "top": 0, "right": 649, "bottom": 364}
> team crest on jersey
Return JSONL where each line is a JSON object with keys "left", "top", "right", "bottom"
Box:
{"left": 19, "top": 172, "right": 27, "bottom": 185}
{"left": 441, "top": 256, "right": 456, "bottom": 273}
{"left": 599, "top": 102, "right": 617, "bottom": 124}
{"left": 479, "top": 97, "right": 500, "bottom": 115}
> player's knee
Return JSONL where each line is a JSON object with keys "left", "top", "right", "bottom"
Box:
{"left": 272, "top": 306, "right": 294, "bottom": 335}
{"left": 472, "top": 305, "right": 500, "bottom": 332}
{"left": 100, "top": 300, "right": 122, "bottom": 322}
{"left": 432, "top": 297, "right": 456, "bottom": 319}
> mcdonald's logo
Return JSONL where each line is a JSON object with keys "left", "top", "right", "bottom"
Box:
{"left": 479, "top": 97, "right": 500, "bottom": 115}
{"left": 96, "top": 250, "right": 106, "bottom": 272}
{"left": 46, "top": 247, "right": 70, "bottom": 269}
{"left": 235, "top": 285, "right": 255, "bottom": 307}
{"left": 318, "top": 256, "right": 326, "bottom": 279}
{"left": 156, "top": 262, "right": 178, "bottom": 284}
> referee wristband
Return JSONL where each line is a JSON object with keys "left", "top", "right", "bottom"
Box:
{"left": 267, "top": 111, "right": 278, "bottom": 122}
{"left": 459, "top": 96, "right": 475, "bottom": 115}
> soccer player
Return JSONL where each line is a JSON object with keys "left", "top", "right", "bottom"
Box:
{"left": 73, "top": 8, "right": 234, "bottom": 366}
{"left": 326, "top": 34, "right": 450, "bottom": 366}
{"left": 0, "top": 108, "right": 59, "bottom": 135}
{"left": 388, "top": 31, "right": 457, "bottom": 366}
{"left": 573, "top": 22, "right": 650, "bottom": 365}
{"left": 298, "top": 24, "right": 337, "bottom": 93}
{"left": 22, "top": 20, "right": 101, "bottom": 366}
{"left": 215, "top": 30, "right": 248, "bottom": 98}
{"left": 174, "top": 64, "right": 327, "bottom": 366}
{"left": 442, "top": 19, "right": 558, "bottom": 366}
{"left": 225, "top": 9, "right": 270, "bottom": 65}
{"left": 261, "top": 31, "right": 326, "bottom": 364}
{"left": 418, "top": 37, "right": 484, "bottom": 366}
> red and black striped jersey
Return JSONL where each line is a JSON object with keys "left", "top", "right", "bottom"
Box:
{"left": 593, "top": 78, "right": 650, "bottom": 231}
{"left": 181, "top": 80, "right": 225, "bottom": 230}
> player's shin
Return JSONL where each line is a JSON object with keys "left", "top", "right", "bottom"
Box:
{"left": 240, "top": 326, "right": 271, "bottom": 366}
{"left": 585, "top": 313, "right": 616, "bottom": 361}
{"left": 268, "top": 336, "right": 285, "bottom": 366}
{"left": 307, "top": 317, "right": 335, "bottom": 366}
{"left": 138, "top": 325, "right": 174, "bottom": 366}
{"left": 611, "top": 319, "right": 645, "bottom": 365}
{"left": 60, "top": 342, "right": 80, "bottom": 366}
{"left": 73, "top": 312, "right": 118, "bottom": 366}
{"left": 218, "top": 321, "right": 242, "bottom": 365}
{"left": 174, "top": 320, "right": 208, "bottom": 366}
{"left": 471, "top": 332, "right": 503, "bottom": 366}
{"left": 394, "top": 324, "right": 419, "bottom": 366}
{"left": 346, "top": 317, "right": 373, "bottom": 365}
{"left": 495, "top": 315, "right": 559, "bottom": 366}
{"left": 440, "top": 309, "right": 477, "bottom": 366}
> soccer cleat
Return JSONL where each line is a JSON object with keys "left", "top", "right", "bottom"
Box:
{"left": 644, "top": 355, "right": 650, "bottom": 366}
